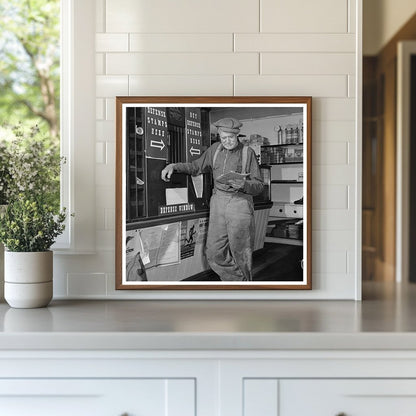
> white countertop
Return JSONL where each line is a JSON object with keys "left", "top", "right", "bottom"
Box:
{"left": 1, "top": 281, "right": 416, "bottom": 351}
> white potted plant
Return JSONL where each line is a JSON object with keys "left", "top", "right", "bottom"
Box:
{"left": 0, "top": 197, "right": 66, "bottom": 308}
{"left": 0, "top": 124, "right": 66, "bottom": 308}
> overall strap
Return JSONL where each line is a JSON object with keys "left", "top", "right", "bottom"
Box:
{"left": 212, "top": 143, "right": 223, "bottom": 168}
{"left": 241, "top": 145, "right": 249, "bottom": 174}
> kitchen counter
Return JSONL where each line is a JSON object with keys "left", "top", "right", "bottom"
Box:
{"left": 1, "top": 281, "right": 416, "bottom": 351}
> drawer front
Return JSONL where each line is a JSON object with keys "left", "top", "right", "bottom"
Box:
{"left": 270, "top": 203, "right": 286, "bottom": 217}
{"left": 284, "top": 204, "right": 303, "bottom": 218}
{"left": 0, "top": 379, "right": 196, "bottom": 416}
{"left": 280, "top": 379, "right": 416, "bottom": 416}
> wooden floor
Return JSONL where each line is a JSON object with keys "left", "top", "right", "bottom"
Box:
{"left": 184, "top": 242, "right": 303, "bottom": 281}
{"left": 252, "top": 243, "right": 303, "bottom": 281}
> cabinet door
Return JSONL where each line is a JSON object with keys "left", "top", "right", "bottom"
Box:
{"left": 0, "top": 378, "right": 195, "bottom": 416}
{"left": 280, "top": 379, "right": 416, "bottom": 416}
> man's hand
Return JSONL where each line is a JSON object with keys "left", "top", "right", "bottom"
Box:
{"left": 161, "top": 164, "right": 175, "bottom": 182}
{"left": 228, "top": 178, "right": 246, "bottom": 190}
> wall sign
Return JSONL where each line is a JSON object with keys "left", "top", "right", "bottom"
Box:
{"left": 185, "top": 108, "right": 203, "bottom": 162}
{"left": 145, "top": 107, "right": 168, "bottom": 160}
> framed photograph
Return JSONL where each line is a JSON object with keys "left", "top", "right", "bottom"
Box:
{"left": 116, "top": 97, "right": 312, "bottom": 290}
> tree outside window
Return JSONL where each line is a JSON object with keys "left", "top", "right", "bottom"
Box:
{"left": 0, "top": 0, "right": 60, "bottom": 208}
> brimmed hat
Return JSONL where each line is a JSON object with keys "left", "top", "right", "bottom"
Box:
{"left": 213, "top": 117, "right": 242, "bottom": 134}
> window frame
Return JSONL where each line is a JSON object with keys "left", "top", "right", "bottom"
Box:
{"left": 53, "top": 0, "right": 95, "bottom": 253}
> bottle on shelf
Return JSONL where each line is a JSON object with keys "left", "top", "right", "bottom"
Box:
{"left": 284, "top": 126, "right": 290, "bottom": 144}
{"left": 274, "top": 125, "right": 283, "bottom": 144}
{"left": 298, "top": 120, "right": 304, "bottom": 144}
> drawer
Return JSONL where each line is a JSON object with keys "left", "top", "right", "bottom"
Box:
{"left": 270, "top": 203, "right": 286, "bottom": 217}
{"left": 284, "top": 204, "right": 303, "bottom": 218}
{"left": 0, "top": 378, "right": 196, "bottom": 416}
{"left": 270, "top": 203, "right": 303, "bottom": 218}
{"left": 280, "top": 379, "right": 416, "bottom": 416}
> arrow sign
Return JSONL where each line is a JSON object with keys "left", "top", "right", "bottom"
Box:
{"left": 150, "top": 139, "right": 165, "bottom": 151}
{"left": 185, "top": 108, "right": 203, "bottom": 162}
{"left": 145, "top": 107, "right": 168, "bottom": 160}
{"left": 190, "top": 146, "right": 200, "bottom": 156}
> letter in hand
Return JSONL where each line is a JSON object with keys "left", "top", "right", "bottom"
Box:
{"left": 228, "top": 178, "right": 246, "bottom": 190}
{"left": 161, "top": 163, "right": 175, "bottom": 182}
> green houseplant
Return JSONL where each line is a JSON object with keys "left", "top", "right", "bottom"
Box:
{"left": 0, "top": 197, "right": 66, "bottom": 252}
{"left": 0, "top": 124, "right": 66, "bottom": 308}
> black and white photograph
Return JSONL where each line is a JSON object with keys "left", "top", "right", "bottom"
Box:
{"left": 116, "top": 97, "right": 311, "bottom": 290}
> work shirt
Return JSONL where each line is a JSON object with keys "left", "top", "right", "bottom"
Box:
{"left": 174, "top": 142, "right": 264, "bottom": 196}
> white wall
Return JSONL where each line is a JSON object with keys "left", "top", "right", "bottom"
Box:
{"left": 363, "top": 0, "right": 416, "bottom": 55}
{"left": 54, "top": 0, "right": 361, "bottom": 300}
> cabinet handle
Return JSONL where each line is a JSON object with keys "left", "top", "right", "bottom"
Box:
{"left": 335, "top": 413, "right": 347, "bottom": 416}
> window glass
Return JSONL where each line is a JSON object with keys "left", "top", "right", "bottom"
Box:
{"left": 0, "top": 0, "right": 60, "bottom": 209}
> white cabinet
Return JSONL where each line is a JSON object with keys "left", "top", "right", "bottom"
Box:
{"left": 1, "top": 350, "right": 416, "bottom": 415}
{"left": 0, "top": 379, "right": 195, "bottom": 416}
{"left": 219, "top": 353, "right": 416, "bottom": 416}
{"left": 280, "top": 380, "right": 416, "bottom": 416}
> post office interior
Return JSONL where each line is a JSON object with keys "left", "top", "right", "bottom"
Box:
{"left": 2, "top": 1, "right": 416, "bottom": 414}
{"left": 124, "top": 104, "right": 305, "bottom": 283}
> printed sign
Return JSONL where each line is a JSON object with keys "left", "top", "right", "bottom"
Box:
{"left": 145, "top": 107, "right": 168, "bottom": 160}
{"left": 158, "top": 203, "right": 195, "bottom": 216}
{"left": 185, "top": 108, "right": 203, "bottom": 162}
{"left": 180, "top": 219, "right": 199, "bottom": 260}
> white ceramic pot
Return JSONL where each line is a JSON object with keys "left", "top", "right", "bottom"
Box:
{"left": 4, "top": 251, "right": 53, "bottom": 308}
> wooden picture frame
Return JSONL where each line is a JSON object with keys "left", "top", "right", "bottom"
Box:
{"left": 116, "top": 96, "right": 312, "bottom": 290}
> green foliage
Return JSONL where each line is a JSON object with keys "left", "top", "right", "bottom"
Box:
{"left": 0, "top": 0, "right": 60, "bottom": 140}
{"left": 0, "top": 196, "right": 66, "bottom": 252}
{"left": 0, "top": 124, "right": 61, "bottom": 210}
{"left": 0, "top": 140, "right": 12, "bottom": 205}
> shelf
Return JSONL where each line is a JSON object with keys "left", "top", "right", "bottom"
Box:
{"left": 271, "top": 180, "right": 303, "bottom": 184}
{"left": 266, "top": 162, "right": 303, "bottom": 165}
{"left": 268, "top": 216, "right": 303, "bottom": 224}
{"left": 262, "top": 143, "right": 303, "bottom": 147}
{"left": 264, "top": 236, "right": 303, "bottom": 246}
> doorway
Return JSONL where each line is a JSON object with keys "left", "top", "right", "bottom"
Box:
{"left": 362, "top": 12, "right": 416, "bottom": 282}
{"left": 396, "top": 41, "right": 416, "bottom": 283}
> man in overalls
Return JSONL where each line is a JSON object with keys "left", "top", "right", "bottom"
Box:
{"left": 161, "top": 117, "right": 264, "bottom": 281}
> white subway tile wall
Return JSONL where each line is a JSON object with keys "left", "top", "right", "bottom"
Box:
{"left": 235, "top": 34, "right": 356, "bottom": 53}
{"left": 261, "top": 0, "right": 348, "bottom": 33}
{"left": 235, "top": 75, "right": 348, "bottom": 97}
{"left": 261, "top": 53, "right": 356, "bottom": 75}
{"left": 67, "top": 273, "right": 107, "bottom": 297}
{"left": 105, "top": 0, "right": 260, "bottom": 33}
{"left": 106, "top": 53, "right": 259, "bottom": 75}
{"left": 129, "top": 75, "right": 234, "bottom": 96}
{"left": 62, "top": 0, "right": 360, "bottom": 299}
{"left": 130, "top": 34, "right": 234, "bottom": 52}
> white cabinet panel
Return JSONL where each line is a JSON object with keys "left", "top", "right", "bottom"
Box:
{"left": 280, "top": 380, "right": 416, "bottom": 416}
{"left": 243, "top": 379, "right": 279, "bottom": 416}
{"left": 0, "top": 379, "right": 196, "bottom": 416}
{"left": 167, "top": 379, "right": 196, "bottom": 416}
